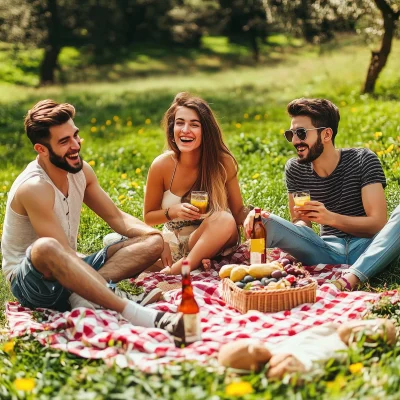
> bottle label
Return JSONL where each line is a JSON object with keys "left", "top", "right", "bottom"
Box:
{"left": 183, "top": 313, "right": 201, "bottom": 343}
{"left": 250, "top": 238, "right": 266, "bottom": 264}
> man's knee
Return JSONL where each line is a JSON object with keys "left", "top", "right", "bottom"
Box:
{"left": 31, "top": 237, "right": 63, "bottom": 262}
{"left": 142, "top": 234, "right": 164, "bottom": 256}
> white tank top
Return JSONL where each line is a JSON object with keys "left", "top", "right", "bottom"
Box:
{"left": 1, "top": 159, "right": 86, "bottom": 281}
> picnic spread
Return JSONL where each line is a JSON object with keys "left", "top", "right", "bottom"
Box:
{"left": 5, "top": 245, "right": 397, "bottom": 373}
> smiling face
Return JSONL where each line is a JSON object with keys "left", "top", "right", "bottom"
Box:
{"left": 173, "top": 106, "right": 202, "bottom": 153}
{"left": 46, "top": 119, "right": 83, "bottom": 173}
{"left": 290, "top": 115, "right": 324, "bottom": 164}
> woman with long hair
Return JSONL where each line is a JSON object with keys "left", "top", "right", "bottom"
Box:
{"left": 144, "top": 92, "right": 247, "bottom": 274}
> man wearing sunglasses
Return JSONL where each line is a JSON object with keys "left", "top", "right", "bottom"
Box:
{"left": 245, "top": 98, "right": 400, "bottom": 291}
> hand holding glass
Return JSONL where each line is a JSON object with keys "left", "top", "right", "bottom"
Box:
{"left": 191, "top": 191, "right": 208, "bottom": 214}
{"left": 293, "top": 191, "right": 311, "bottom": 207}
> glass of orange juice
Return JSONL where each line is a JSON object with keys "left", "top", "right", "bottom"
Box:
{"left": 191, "top": 191, "right": 208, "bottom": 214}
{"left": 293, "top": 190, "right": 311, "bottom": 207}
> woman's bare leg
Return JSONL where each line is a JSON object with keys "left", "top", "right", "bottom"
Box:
{"left": 169, "top": 211, "right": 238, "bottom": 274}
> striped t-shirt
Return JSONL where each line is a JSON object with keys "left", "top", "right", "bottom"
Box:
{"left": 285, "top": 148, "right": 386, "bottom": 238}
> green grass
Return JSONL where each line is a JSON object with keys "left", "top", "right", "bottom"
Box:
{"left": 0, "top": 37, "right": 399, "bottom": 398}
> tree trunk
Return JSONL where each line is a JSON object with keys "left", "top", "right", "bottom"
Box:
{"left": 363, "top": 0, "right": 399, "bottom": 94}
{"left": 39, "top": 0, "right": 62, "bottom": 86}
{"left": 250, "top": 31, "right": 260, "bottom": 63}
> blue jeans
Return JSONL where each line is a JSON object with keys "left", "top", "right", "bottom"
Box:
{"left": 264, "top": 205, "right": 400, "bottom": 282}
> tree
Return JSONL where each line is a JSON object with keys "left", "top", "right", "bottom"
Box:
{"left": 363, "top": 0, "right": 400, "bottom": 93}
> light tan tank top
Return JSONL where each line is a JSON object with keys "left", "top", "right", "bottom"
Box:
{"left": 1, "top": 158, "right": 86, "bottom": 281}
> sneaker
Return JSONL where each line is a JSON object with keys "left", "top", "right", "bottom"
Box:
{"left": 113, "top": 286, "right": 163, "bottom": 306}
{"left": 155, "top": 312, "right": 185, "bottom": 345}
{"left": 103, "top": 232, "right": 127, "bottom": 247}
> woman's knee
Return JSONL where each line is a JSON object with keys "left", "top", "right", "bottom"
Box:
{"left": 208, "top": 211, "right": 236, "bottom": 229}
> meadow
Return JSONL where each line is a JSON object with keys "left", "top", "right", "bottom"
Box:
{"left": 0, "top": 37, "right": 399, "bottom": 398}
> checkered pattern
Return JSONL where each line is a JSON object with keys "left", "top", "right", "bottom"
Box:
{"left": 6, "top": 246, "right": 389, "bottom": 373}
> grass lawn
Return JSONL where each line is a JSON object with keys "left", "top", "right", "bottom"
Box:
{"left": 0, "top": 37, "right": 399, "bottom": 398}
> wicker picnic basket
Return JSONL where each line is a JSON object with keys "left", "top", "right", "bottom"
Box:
{"left": 221, "top": 278, "right": 317, "bottom": 314}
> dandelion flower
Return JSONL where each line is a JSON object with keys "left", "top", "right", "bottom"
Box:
{"left": 386, "top": 144, "right": 394, "bottom": 153}
{"left": 377, "top": 151, "right": 384, "bottom": 157}
{"left": 106, "top": 120, "right": 112, "bottom": 126}
{"left": 135, "top": 168, "right": 141, "bottom": 174}
{"left": 351, "top": 107, "right": 357, "bottom": 113}
{"left": 138, "top": 128, "right": 144, "bottom": 134}
{"left": 88, "top": 160, "right": 96, "bottom": 167}
{"left": 225, "top": 381, "right": 253, "bottom": 396}
{"left": 91, "top": 118, "right": 97, "bottom": 124}
{"left": 252, "top": 173, "right": 260, "bottom": 179}
{"left": 254, "top": 114, "right": 261, "bottom": 120}
{"left": 2, "top": 186, "right": 7, "bottom": 190}
{"left": 3, "top": 341, "right": 15, "bottom": 353}
{"left": 118, "top": 194, "right": 125, "bottom": 200}
{"left": 279, "top": 129, "right": 284, "bottom": 134}
{"left": 14, "top": 378, "right": 36, "bottom": 392}
{"left": 235, "top": 123, "right": 241, "bottom": 128}
{"left": 374, "top": 131, "right": 383, "bottom": 138}
{"left": 349, "top": 363, "right": 363, "bottom": 374}
{"left": 131, "top": 181, "right": 139, "bottom": 188}
{"left": 121, "top": 173, "right": 127, "bottom": 179}
{"left": 90, "top": 126, "right": 97, "bottom": 133}
{"left": 113, "top": 116, "right": 119, "bottom": 122}
{"left": 127, "top": 121, "right": 132, "bottom": 127}
{"left": 340, "top": 101, "right": 347, "bottom": 106}
{"left": 243, "top": 113, "right": 249, "bottom": 119}
{"left": 145, "top": 118, "right": 151, "bottom": 124}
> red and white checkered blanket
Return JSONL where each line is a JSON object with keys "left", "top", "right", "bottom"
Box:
{"left": 6, "top": 246, "right": 385, "bottom": 372}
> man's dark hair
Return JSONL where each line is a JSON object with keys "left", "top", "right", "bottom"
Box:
{"left": 287, "top": 98, "right": 340, "bottom": 145}
{"left": 24, "top": 99, "right": 75, "bottom": 145}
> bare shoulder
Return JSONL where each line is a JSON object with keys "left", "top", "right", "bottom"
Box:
{"left": 222, "top": 154, "right": 238, "bottom": 180}
{"left": 14, "top": 177, "right": 55, "bottom": 213}
{"left": 150, "top": 152, "right": 176, "bottom": 173}
{"left": 82, "top": 160, "right": 97, "bottom": 183}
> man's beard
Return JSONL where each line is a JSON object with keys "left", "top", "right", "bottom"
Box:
{"left": 47, "top": 144, "right": 83, "bottom": 173}
{"left": 296, "top": 133, "right": 324, "bottom": 164}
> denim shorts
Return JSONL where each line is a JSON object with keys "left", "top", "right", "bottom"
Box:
{"left": 10, "top": 237, "right": 126, "bottom": 312}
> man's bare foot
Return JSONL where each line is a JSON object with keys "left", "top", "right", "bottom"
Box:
{"left": 331, "top": 272, "right": 360, "bottom": 291}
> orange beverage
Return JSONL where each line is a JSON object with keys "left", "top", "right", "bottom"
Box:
{"left": 191, "top": 191, "right": 208, "bottom": 214}
{"left": 293, "top": 191, "right": 311, "bottom": 207}
{"left": 250, "top": 207, "right": 266, "bottom": 264}
{"left": 176, "top": 260, "right": 201, "bottom": 347}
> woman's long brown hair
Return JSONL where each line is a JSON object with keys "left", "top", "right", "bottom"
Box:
{"left": 162, "top": 92, "right": 238, "bottom": 213}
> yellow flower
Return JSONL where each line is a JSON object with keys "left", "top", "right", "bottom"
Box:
{"left": 131, "top": 181, "right": 139, "bottom": 188}
{"left": 90, "top": 126, "right": 97, "bottom": 133}
{"left": 252, "top": 173, "right": 260, "bottom": 179}
{"left": 91, "top": 117, "right": 96, "bottom": 124}
{"left": 138, "top": 128, "right": 144, "bottom": 134}
{"left": 351, "top": 107, "right": 357, "bottom": 113}
{"left": 118, "top": 194, "right": 125, "bottom": 200}
{"left": 88, "top": 160, "right": 96, "bottom": 166}
{"left": 14, "top": 378, "right": 36, "bottom": 392}
{"left": 279, "top": 128, "right": 284, "bottom": 134}
{"left": 349, "top": 362, "right": 363, "bottom": 374}
{"left": 121, "top": 173, "right": 127, "bottom": 179}
{"left": 340, "top": 101, "right": 347, "bottom": 106}
{"left": 106, "top": 120, "right": 112, "bottom": 126}
{"left": 101, "top": 125, "right": 105, "bottom": 131}
{"left": 3, "top": 341, "right": 15, "bottom": 353}
{"left": 254, "top": 114, "right": 261, "bottom": 120}
{"left": 377, "top": 151, "right": 384, "bottom": 157}
{"left": 135, "top": 168, "right": 141, "bottom": 174}
{"left": 2, "top": 185, "right": 7, "bottom": 190}
{"left": 385, "top": 144, "right": 394, "bottom": 153}
{"left": 235, "top": 123, "right": 241, "bottom": 128}
{"left": 109, "top": 180, "right": 113, "bottom": 184}
{"left": 374, "top": 131, "right": 383, "bottom": 138}
{"left": 326, "top": 375, "right": 346, "bottom": 391}
{"left": 127, "top": 121, "right": 132, "bottom": 127}
{"left": 225, "top": 381, "right": 253, "bottom": 396}
{"left": 113, "top": 116, "right": 119, "bottom": 122}
{"left": 145, "top": 118, "right": 151, "bottom": 124}
{"left": 243, "top": 113, "right": 249, "bottom": 119}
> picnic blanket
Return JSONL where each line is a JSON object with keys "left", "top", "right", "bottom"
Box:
{"left": 5, "top": 246, "right": 386, "bottom": 373}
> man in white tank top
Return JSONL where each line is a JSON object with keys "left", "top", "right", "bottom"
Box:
{"left": 1, "top": 99, "right": 185, "bottom": 339}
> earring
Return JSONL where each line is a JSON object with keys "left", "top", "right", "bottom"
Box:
{"left": 172, "top": 138, "right": 175, "bottom": 143}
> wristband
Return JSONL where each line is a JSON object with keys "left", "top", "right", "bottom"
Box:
{"left": 164, "top": 208, "right": 172, "bottom": 221}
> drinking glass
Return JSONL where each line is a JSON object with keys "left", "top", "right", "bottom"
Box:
{"left": 190, "top": 191, "right": 208, "bottom": 214}
{"left": 293, "top": 190, "right": 311, "bottom": 207}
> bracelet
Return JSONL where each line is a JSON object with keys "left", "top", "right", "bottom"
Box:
{"left": 164, "top": 208, "right": 172, "bottom": 221}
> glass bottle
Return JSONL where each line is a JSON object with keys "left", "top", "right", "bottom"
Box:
{"left": 250, "top": 207, "right": 266, "bottom": 264}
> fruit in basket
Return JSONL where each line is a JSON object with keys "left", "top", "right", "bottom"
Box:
{"left": 243, "top": 275, "right": 255, "bottom": 283}
{"left": 219, "top": 264, "right": 239, "bottom": 279}
{"left": 248, "top": 263, "right": 281, "bottom": 279}
{"left": 230, "top": 265, "right": 249, "bottom": 282}
{"left": 235, "top": 282, "right": 245, "bottom": 289}
{"left": 280, "top": 258, "right": 291, "bottom": 266}
{"left": 271, "top": 270, "right": 283, "bottom": 280}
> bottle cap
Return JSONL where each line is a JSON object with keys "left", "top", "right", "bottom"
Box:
{"left": 254, "top": 207, "right": 261, "bottom": 213}
{"left": 182, "top": 260, "right": 190, "bottom": 275}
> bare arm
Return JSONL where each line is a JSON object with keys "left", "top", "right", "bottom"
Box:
{"left": 297, "top": 183, "right": 387, "bottom": 237}
{"left": 82, "top": 162, "right": 161, "bottom": 238}
{"left": 15, "top": 178, "right": 77, "bottom": 256}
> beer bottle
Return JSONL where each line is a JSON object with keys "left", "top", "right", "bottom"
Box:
{"left": 176, "top": 260, "right": 201, "bottom": 347}
{"left": 250, "top": 207, "right": 267, "bottom": 264}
